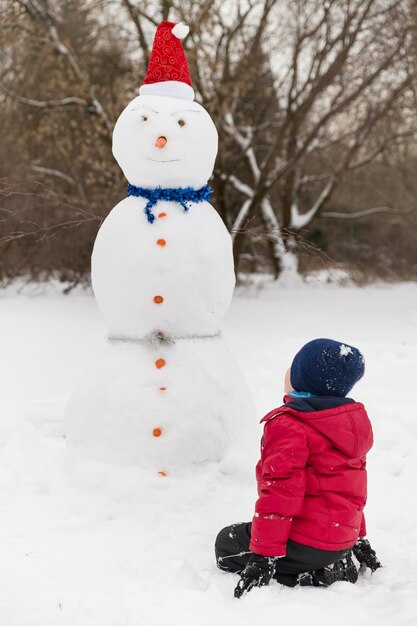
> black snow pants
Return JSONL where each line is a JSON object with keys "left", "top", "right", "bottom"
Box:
{"left": 215, "top": 522, "right": 348, "bottom": 587}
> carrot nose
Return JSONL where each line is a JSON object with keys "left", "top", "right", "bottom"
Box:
{"left": 155, "top": 136, "right": 167, "bottom": 148}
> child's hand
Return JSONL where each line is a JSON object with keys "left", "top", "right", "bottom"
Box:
{"left": 234, "top": 553, "right": 278, "bottom": 598}
{"left": 353, "top": 538, "right": 382, "bottom": 573}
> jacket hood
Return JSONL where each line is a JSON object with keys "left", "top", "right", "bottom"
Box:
{"left": 263, "top": 396, "right": 373, "bottom": 458}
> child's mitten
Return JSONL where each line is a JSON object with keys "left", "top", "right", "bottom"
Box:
{"left": 353, "top": 538, "right": 382, "bottom": 573}
{"left": 234, "top": 553, "right": 279, "bottom": 598}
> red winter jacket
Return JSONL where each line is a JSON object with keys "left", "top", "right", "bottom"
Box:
{"left": 249, "top": 396, "right": 373, "bottom": 557}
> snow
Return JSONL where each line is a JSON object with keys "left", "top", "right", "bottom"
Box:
{"left": 340, "top": 344, "right": 353, "bottom": 357}
{"left": 1, "top": 282, "right": 417, "bottom": 625}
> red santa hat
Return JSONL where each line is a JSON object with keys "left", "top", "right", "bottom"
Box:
{"left": 139, "top": 21, "right": 194, "bottom": 101}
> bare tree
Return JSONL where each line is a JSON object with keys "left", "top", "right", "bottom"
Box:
{"left": 219, "top": 0, "right": 413, "bottom": 278}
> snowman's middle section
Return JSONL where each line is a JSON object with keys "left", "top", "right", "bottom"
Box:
{"left": 92, "top": 195, "right": 235, "bottom": 340}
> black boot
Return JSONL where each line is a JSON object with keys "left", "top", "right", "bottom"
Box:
{"left": 298, "top": 551, "right": 358, "bottom": 587}
{"left": 352, "top": 538, "right": 382, "bottom": 572}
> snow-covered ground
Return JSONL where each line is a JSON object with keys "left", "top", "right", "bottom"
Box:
{"left": 1, "top": 282, "right": 417, "bottom": 626}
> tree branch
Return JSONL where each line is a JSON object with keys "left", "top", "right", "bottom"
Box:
{"left": 16, "top": 0, "right": 112, "bottom": 133}
{"left": 322, "top": 206, "right": 409, "bottom": 219}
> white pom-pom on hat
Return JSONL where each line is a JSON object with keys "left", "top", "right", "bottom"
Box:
{"left": 172, "top": 22, "right": 189, "bottom": 39}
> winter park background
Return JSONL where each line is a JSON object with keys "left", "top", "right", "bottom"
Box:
{"left": 1, "top": 2, "right": 417, "bottom": 626}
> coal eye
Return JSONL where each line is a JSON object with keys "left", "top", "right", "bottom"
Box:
{"left": 178, "top": 119, "right": 186, "bottom": 127}
{"left": 141, "top": 115, "right": 148, "bottom": 121}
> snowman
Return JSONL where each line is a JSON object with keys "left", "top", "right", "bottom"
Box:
{"left": 65, "top": 22, "right": 256, "bottom": 473}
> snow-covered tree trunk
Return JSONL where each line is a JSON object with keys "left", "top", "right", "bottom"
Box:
{"left": 260, "top": 198, "right": 302, "bottom": 285}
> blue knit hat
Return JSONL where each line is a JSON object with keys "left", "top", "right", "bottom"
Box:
{"left": 290, "top": 338, "right": 365, "bottom": 397}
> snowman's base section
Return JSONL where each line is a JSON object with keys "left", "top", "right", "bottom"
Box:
{"left": 65, "top": 335, "right": 255, "bottom": 471}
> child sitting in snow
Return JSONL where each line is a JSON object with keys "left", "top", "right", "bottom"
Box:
{"left": 215, "top": 338, "right": 381, "bottom": 597}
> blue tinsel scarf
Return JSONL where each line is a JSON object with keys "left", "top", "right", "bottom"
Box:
{"left": 127, "top": 184, "right": 213, "bottom": 224}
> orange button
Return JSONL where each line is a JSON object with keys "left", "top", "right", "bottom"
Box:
{"left": 157, "top": 471, "right": 167, "bottom": 477}
{"left": 153, "top": 295, "right": 164, "bottom": 304}
{"left": 156, "top": 239, "right": 166, "bottom": 247}
{"left": 155, "top": 358, "right": 166, "bottom": 369}
{"left": 158, "top": 212, "right": 167, "bottom": 218}
{"left": 153, "top": 427, "right": 162, "bottom": 437}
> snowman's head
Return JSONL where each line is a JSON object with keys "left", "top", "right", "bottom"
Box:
{"left": 112, "top": 95, "right": 218, "bottom": 189}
